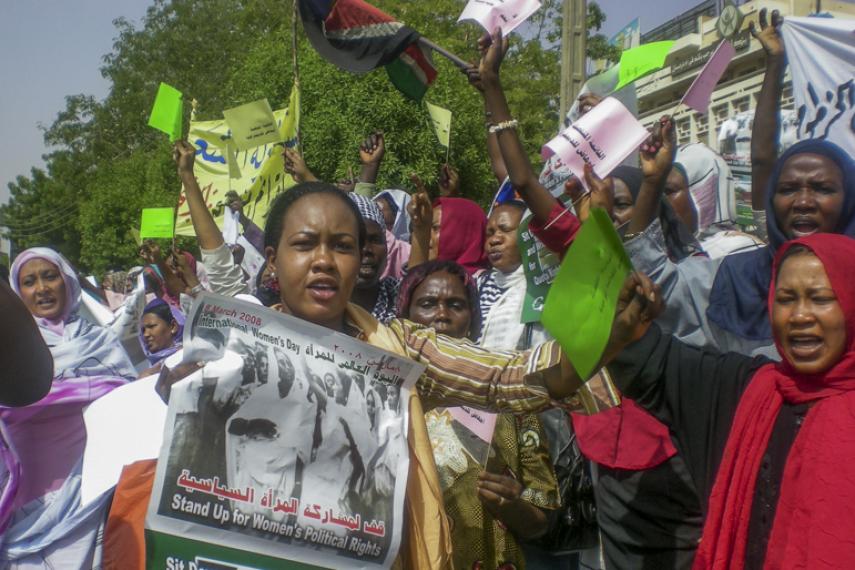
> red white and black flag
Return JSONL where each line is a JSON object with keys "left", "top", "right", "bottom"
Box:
{"left": 298, "top": 0, "right": 438, "bottom": 100}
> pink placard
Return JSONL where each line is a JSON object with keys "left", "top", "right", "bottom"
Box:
{"left": 447, "top": 406, "right": 498, "bottom": 444}
{"left": 681, "top": 40, "right": 736, "bottom": 114}
{"left": 458, "top": 0, "right": 542, "bottom": 36}
{"left": 541, "top": 97, "right": 649, "bottom": 189}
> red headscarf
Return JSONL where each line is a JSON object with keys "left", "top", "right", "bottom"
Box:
{"left": 695, "top": 234, "right": 855, "bottom": 569}
{"left": 433, "top": 197, "right": 488, "bottom": 275}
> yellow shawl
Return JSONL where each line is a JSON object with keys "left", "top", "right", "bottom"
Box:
{"left": 346, "top": 304, "right": 454, "bottom": 570}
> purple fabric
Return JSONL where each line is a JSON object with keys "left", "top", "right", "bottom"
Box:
{"left": 139, "top": 299, "right": 186, "bottom": 366}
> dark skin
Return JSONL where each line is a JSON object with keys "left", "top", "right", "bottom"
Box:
{"left": 264, "top": 194, "right": 361, "bottom": 332}
{"left": 1, "top": 277, "right": 53, "bottom": 406}
{"left": 772, "top": 153, "right": 844, "bottom": 239}
{"left": 141, "top": 313, "right": 178, "bottom": 353}
{"left": 351, "top": 219, "right": 389, "bottom": 313}
{"left": 358, "top": 132, "right": 385, "bottom": 184}
{"left": 626, "top": 116, "right": 678, "bottom": 236}
{"left": 663, "top": 168, "right": 699, "bottom": 235}
{"left": 405, "top": 270, "right": 547, "bottom": 539}
{"left": 485, "top": 205, "right": 524, "bottom": 274}
{"left": 376, "top": 196, "right": 396, "bottom": 231}
{"left": 750, "top": 8, "right": 786, "bottom": 210}
{"left": 772, "top": 253, "right": 845, "bottom": 376}
{"left": 407, "top": 271, "right": 472, "bottom": 339}
{"left": 406, "top": 183, "right": 433, "bottom": 269}
{"left": 612, "top": 178, "right": 636, "bottom": 228}
{"left": 470, "top": 30, "right": 612, "bottom": 227}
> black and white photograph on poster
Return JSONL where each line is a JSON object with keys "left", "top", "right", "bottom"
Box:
{"left": 145, "top": 293, "right": 423, "bottom": 570}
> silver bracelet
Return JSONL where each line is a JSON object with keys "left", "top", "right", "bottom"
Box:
{"left": 189, "top": 284, "right": 205, "bottom": 296}
{"left": 488, "top": 119, "right": 519, "bottom": 134}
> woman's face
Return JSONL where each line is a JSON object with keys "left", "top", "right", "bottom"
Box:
{"left": 772, "top": 252, "right": 846, "bottom": 376}
{"left": 357, "top": 220, "right": 387, "bottom": 290}
{"left": 485, "top": 205, "right": 524, "bottom": 274}
{"left": 323, "top": 372, "right": 336, "bottom": 396}
{"left": 429, "top": 206, "right": 442, "bottom": 260}
{"left": 366, "top": 392, "right": 377, "bottom": 419}
{"left": 266, "top": 194, "right": 361, "bottom": 331}
{"left": 408, "top": 270, "right": 472, "bottom": 339}
{"left": 142, "top": 313, "right": 177, "bottom": 352}
{"left": 376, "top": 197, "right": 396, "bottom": 231}
{"left": 612, "top": 178, "right": 636, "bottom": 228}
{"left": 663, "top": 169, "right": 699, "bottom": 235}
{"left": 18, "top": 258, "right": 67, "bottom": 320}
{"left": 772, "top": 153, "right": 844, "bottom": 239}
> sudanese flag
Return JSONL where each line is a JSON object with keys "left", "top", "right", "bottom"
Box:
{"left": 298, "top": 0, "right": 438, "bottom": 100}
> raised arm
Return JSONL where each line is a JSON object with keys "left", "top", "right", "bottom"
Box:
{"left": 406, "top": 180, "right": 432, "bottom": 269}
{"left": 0, "top": 279, "right": 53, "bottom": 406}
{"left": 749, "top": 8, "right": 786, "bottom": 210}
{"left": 470, "top": 30, "right": 558, "bottom": 225}
{"left": 356, "top": 132, "right": 385, "bottom": 196}
{"left": 625, "top": 117, "right": 676, "bottom": 236}
{"left": 175, "top": 140, "right": 225, "bottom": 251}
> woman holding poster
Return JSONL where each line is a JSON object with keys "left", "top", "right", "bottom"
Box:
{"left": 168, "top": 141, "right": 588, "bottom": 568}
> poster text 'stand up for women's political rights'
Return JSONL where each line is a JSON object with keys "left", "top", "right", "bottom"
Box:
{"left": 145, "top": 293, "right": 423, "bottom": 570}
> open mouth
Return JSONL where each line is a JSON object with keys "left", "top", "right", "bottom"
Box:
{"left": 307, "top": 281, "right": 338, "bottom": 302}
{"left": 788, "top": 334, "right": 824, "bottom": 359}
{"left": 790, "top": 218, "right": 819, "bottom": 237}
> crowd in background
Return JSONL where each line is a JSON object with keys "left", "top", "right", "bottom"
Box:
{"left": 2, "top": 12, "right": 855, "bottom": 570}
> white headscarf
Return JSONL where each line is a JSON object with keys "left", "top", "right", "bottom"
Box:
{"left": 674, "top": 143, "right": 737, "bottom": 233}
{"left": 374, "top": 189, "right": 412, "bottom": 242}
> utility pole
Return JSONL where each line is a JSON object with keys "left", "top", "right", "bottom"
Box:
{"left": 559, "top": 0, "right": 588, "bottom": 125}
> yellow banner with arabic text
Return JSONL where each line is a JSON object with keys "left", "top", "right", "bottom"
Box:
{"left": 177, "top": 85, "right": 300, "bottom": 236}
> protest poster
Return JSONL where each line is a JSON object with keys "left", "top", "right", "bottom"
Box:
{"left": 148, "top": 82, "right": 184, "bottom": 142}
{"left": 541, "top": 97, "right": 648, "bottom": 191}
{"left": 177, "top": 85, "right": 300, "bottom": 237}
{"left": 145, "top": 293, "right": 423, "bottom": 570}
{"left": 680, "top": 40, "right": 735, "bottom": 114}
{"left": 458, "top": 0, "right": 541, "bottom": 36}
{"left": 425, "top": 101, "right": 452, "bottom": 148}
{"left": 223, "top": 99, "right": 282, "bottom": 151}
{"left": 541, "top": 208, "right": 632, "bottom": 380}
{"left": 140, "top": 207, "right": 176, "bottom": 239}
{"left": 782, "top": 16, "right": 855, "bottom": 157}
{"left": 615, "top": 41, "right": 674, "bottom": 90}
{"left": 517, "top": 206, "right": 563, "bottom": 323}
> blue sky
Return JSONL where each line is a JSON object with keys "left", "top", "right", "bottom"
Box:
{"left": 0, "top": 0, "right": 700, "bottom": 203}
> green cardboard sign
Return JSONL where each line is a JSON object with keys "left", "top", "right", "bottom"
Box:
{"left": 148, "top": 82, "right": 184, "bottom": 142}
{"left": 616, "top": 41, "right": 675, "bottom": 90}
{"left": 518, "top": 210, "right": 563, "bottom": 324}
{"left": 541, "top": 208, "right": 632, "bottom": 380}
{"left": 140, "top": 208, "right": 175, "bottom": 239}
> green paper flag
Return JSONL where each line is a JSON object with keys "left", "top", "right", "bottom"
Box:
{"left": 616, "top": 41, "right": 675, "bottom": 90}
{"left": 140, "top": 208, "right": 175, "bottom": 239}
{"left": 147, "top": 83, "right": 184, "bottom": 142}
{"left": 425, "top": 101, "right": 452, "bottom": 147}
{"left": 541, "top": 208, "right": 632, "bottom": 380}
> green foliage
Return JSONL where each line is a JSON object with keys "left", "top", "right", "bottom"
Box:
{"left": 2, "top": 0, "right": 613, "bottom": 273}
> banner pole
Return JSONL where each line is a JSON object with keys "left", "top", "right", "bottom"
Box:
{"left": 418, "top": 37, "right": 472, "bottom": 71}
{"left": 292, "top": 0, "right": 302, "bottom": 148}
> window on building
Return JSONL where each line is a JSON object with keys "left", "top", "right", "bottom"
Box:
{"left": 733, "top": 96, "right": 751, "bottom": 114}
{"left": 714, "top": 103, "right": 729, "bottom": 124}
{"left": 677, "top": 118, "right": 692, "bottom": 144}
{"left": 695, "top": 113, "right": 709, "bottom": 144}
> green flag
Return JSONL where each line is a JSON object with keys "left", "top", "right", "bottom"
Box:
{"left": 541, "top": 208, "right": 632, "bottom": 380}
{"left": 616, "top": 41, "right": 675, "bottom": 90}
{"left": 140, "top": 208, "right": 175, "bottom": 239}
{"left": 147, "top": 83, "right": 184, "bottom": 142}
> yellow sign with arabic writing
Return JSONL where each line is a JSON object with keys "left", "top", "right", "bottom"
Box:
{"left": 176, "top": 85, "right": 300, "bottom": 237}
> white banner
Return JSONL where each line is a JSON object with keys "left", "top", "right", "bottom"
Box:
{"left": 782, "top": 16, "right": 855, "bottom": 155}
{"left": 146, "top": 293, "right": 423, "bottom": 570}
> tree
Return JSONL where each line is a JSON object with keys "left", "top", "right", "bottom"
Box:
{"left": 1, "top": 0, "right": 575, "bottom": 273}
